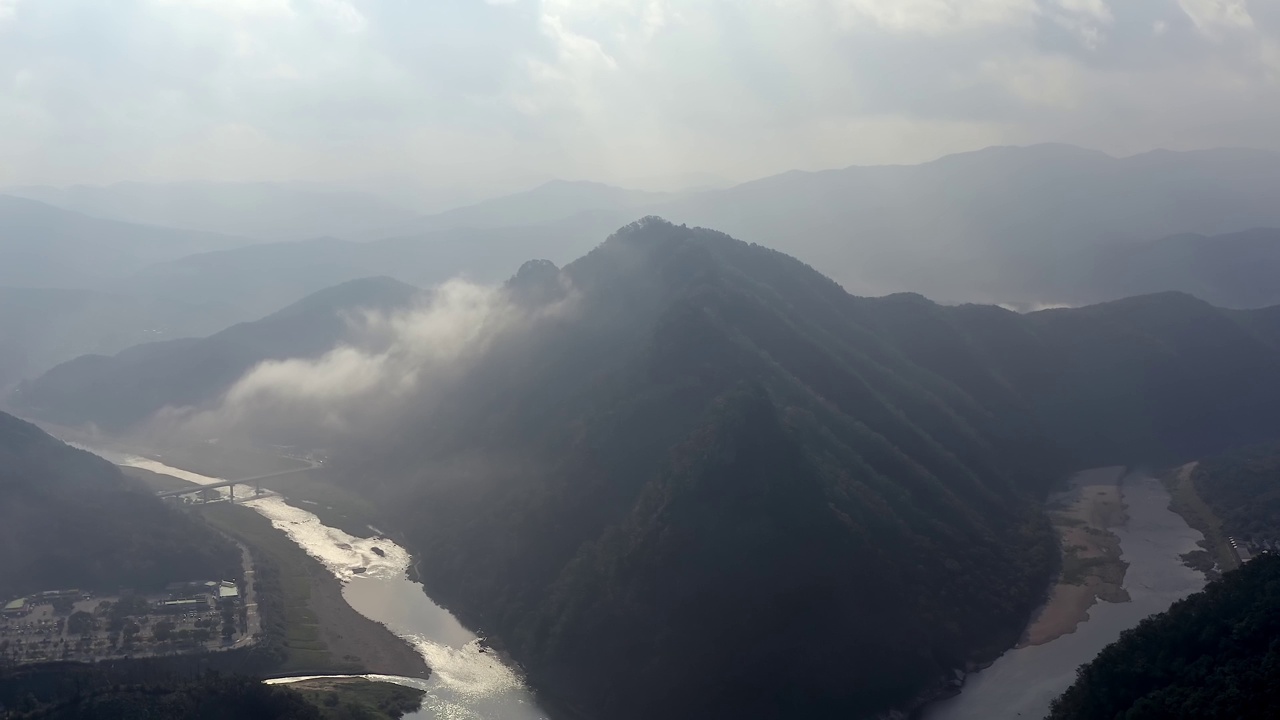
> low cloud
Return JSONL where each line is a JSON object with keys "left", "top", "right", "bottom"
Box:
{"left": 160, "top": 275, "right": 577, "bottom": 444}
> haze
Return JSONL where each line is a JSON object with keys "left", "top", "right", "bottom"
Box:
{"left": 3, "top": 0, "right": 1279, "bottom": 202}
{"left": 7, "top": 3, "right": 1280, "bottom": 720}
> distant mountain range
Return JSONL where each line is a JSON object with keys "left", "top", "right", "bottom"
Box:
{"left": 0, "top": 286, "right": 240, "bottom": 392}
{"left": 8, "top": 144, "right": 1280, "bottom": 389}
{"left": 17, "top": 218, "right": 1280, "bottom": 719}
{"left": 5, "top": 181, "right": 422, "bottom": 241}
{"left": 0, "top": 194, "right": 257, "bottom": 288}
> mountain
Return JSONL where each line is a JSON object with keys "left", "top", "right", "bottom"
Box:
{"left": 113, "top": 216, "right": 624, "bottom": 319}
{"left": 372, "top": 180, "right": 672, "bottom": 238}
{"left": 319, "top": 220, "right": 1280, "bottom": 720}
{"left": 0, "top": 287, "right": 241, "bottom": 391}
{"left": 645, "top": 145, "right": 1280, "bottom": 304}
{"left": 0, "top": 195, "right": 258, "bottom": 289}
{"left": 19, "top": 219, "right": 1280, "bottom": 718}
{"left": 1184, "top": 440, "right": 1280, "bottom": 540}
{"left": 0, "top": 411, "right": 240, "bottom": 599}
{"left": 84, "top": 146, "right": 1280, "bottom": 320}
{"left": 1048, "top": 554, "right": 1280, "bottom": 720}
{"left": 1080, "top": 228, "right": 1280, "bottom": 308}
{"left": 11, "top": 277, "right": 420, "bottom": 433}
{"left": 6, "top": 181, "right": 422, "bottom": 241}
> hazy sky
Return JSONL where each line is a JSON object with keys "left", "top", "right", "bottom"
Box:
{"left": 2, "top": 0, "right": 1278, "bottom": 193}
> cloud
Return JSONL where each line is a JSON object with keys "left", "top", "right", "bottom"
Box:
{"left": 1, "top": 0, "right": 1279, "bottom": 192}
{"left": 167, "top": 276, "right": 578, "bottom": 440}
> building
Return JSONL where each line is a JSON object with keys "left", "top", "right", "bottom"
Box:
{"left": 156, "top": 598, "right": 210, "bottom": 615}
{"left": 217, "top": 581, "right": 240, "bottom": 601}
{"left": 2, "top": 598, "right": 27, "bottom": 617}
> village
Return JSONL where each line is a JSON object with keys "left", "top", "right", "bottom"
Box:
{"left": 1, "top": 579, "right": 250, "bottom": 666}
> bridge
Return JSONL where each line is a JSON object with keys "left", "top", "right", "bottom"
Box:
{"left": 155, "top": 461, "right": 320, "bottom": 500}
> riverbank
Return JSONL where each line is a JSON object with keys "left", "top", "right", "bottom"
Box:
{"left": 1162, "top": 462, "right": 1238, "bottom": 577}
{"left": 1020, "top": 467, "right": 1130, "bottom": 647}
{"left": 289, "top": 677, "right": 426, "bottom": 719}
{"left": 924, "top": 471, "right": 1208, "bottom": 720}
{"left": 125, "top": 463, "right": 428, "bottom": 679}
{"left": 200, "top": 502, "right": 430, "bottom": 679}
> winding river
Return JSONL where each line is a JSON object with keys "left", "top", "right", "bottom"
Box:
{"left": 923, "top": 471, "right": 1208, "bottom": 720}
{"left": 84, "top": 447, "right": 1212, "bottom": 720}
{"left": 88, "top": 449, "right": 549, "bottom": 720}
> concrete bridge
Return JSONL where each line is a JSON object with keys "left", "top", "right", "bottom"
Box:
{"left": 155, "top": 462, "right": 319, "bottom": 500}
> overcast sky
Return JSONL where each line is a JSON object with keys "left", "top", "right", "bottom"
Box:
{"left": 1, "top": 0, "right": 1277, "bottom": 195}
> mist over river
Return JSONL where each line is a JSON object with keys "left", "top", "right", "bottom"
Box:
{"left": 84, "top": 447, "right": 550, "bottom": 720}
{"left": 924, "top": 471, "right": 1208, "bottom": 720}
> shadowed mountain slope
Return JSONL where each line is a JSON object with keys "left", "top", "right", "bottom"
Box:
{"left": 13, "top": 277, "right": 420, "bottom": 432}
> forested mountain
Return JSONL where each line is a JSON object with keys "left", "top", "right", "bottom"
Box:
{"left": 0, "top": 287, "right": 240, "bottom": 391}
{"left": 1048, "top": 555, "right": 1280, "bottom": 719}
{"left": 1189, "top": 441, "right": 1280, "bottom": 539}
{"left": 17, "top": 219, "right": 1280, "bottom": 718}
{"left": 0, "top": 411, "right": 239, "bottom": 599}
{"left": 11, "top": 277, "right": 420, "bottom": 432}
{"left": 0, "top": 195, "right": 255, "bottom": 288}
{"left": 319, "top": 220, "right": 1280, "bottom": 720}
{"left": 5, "top": 181, "right": 422, "bottom": 241}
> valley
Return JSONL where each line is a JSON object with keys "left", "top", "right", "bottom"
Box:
{"left": 925, "top": 470, "right": 1209, "bottom": 719}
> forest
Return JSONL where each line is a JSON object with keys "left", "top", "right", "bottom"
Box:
{"left": 14, "top": 219, "right": 1280, "bottom": 719}
{"left": 1048, "top": 555, "right": 1280, "bottom": 719}
{"left": 1191, "top": 440, "right": 1280, "bottom": 539}
{"left": 0, "top": 668, "right": 422, "bottom": 720}
{"left": 318, "top": 219, "right": 1280, "bottom": 720}
{"left": 0, "top": 412, "right": 240, "bottom": 600}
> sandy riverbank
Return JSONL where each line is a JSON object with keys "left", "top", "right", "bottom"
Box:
{"left": 123, "top": 464, "right": 429, "bottom": 679}
{"left": 1019, "top": 467, "right": 1131, "bottom": 647}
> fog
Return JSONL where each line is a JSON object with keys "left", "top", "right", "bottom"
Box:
{"left": 160, "top": 274, "right": 578, "bottom": 445}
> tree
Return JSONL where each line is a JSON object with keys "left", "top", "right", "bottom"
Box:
{"left": 122, "top": 621, "right": 139, "bottom": 648}
{"left": 152, "top": 621, "right": 175, "bottom": 643}
{"left": 67, "top": 611, "right": 95, "bottom": 636}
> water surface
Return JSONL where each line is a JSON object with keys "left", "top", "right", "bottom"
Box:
{"left": 95, "top": 448, "right": 549, "bottom": 720}
{"left": 924, "top": 471, "right": 1207, "bottom": 720}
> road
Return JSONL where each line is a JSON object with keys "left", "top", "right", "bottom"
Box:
{"left": 155, "top": 460, "right": 320, "bottom": 498}
{"left": 233, "top": 539, "right": 261, "bottom": 647}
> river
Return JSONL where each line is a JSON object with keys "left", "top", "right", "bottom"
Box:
{"left": 923, "top": 470, "right": 1208, "bottom": 720}
{"left": 88, "top": 449, "right": 550, "bottom": 720}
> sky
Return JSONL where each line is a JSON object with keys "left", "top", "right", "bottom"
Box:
{"left": 1, "top": 0, "right": 1278, "bottom": 196}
